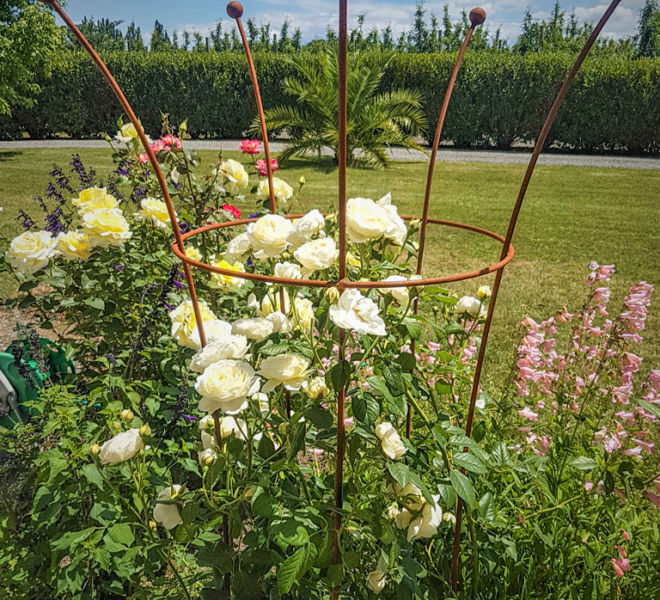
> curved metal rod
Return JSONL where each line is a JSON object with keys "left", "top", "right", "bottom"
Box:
{"left": 172, "top": 214, "right": 514, "bottom": 288}
{"left": 407, "top": 6, "right": 486, "bottom": 439}
{"left": 39, "top": 0, "right": 208, "bottom": 350}
{"left": 449, "top": 0, "right": 623, "bottom": 588}
{"left": 226, "top": 2, "right": 277, "bottom": 214}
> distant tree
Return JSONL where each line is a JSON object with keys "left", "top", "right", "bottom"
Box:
{"left": 74, "top": 17, "right": 125, "bottom": 51}
{"left": 125, "top": 21, "right": 145, "bottom": 51}
{"left": 171, "top": 30, "right": 179, "bottom": 49}
{"left": 182, "top": 29, "right": 191, "bottom": 51}
{"left": 150, "top": 19, "right": 172, "bottom": 51}
{"left": 637, "top": 0, "right": 660, "bottom": 57}
{"left": 382, "top": 24, "right": 394, "bottom": 49}
{"left": 410, "top": 2, "right": 428, "bottom": 52}
{"left": 0, "top": 1, "right": 62, "bottom": 116}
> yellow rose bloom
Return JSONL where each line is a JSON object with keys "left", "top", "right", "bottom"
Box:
{"left": 76, "top": 194, "right": 119, "bottom": 214}
{"left": 210, "top": 259, "right": 245, "bottom": 288}
{"left": 137, "top": 198, "right": 172, "bottom": 230}
{"left": 185, "top": 246, "right": 203, "bottom": 262}
{"left": 82, "top": 208, "right": 132, "bottom": 247}
{"left": 57, "top": 230, "right": 93, "bottom": 261}
{"left": 169, "top": 300, "right": 217, "bottom": 349}
{"left": 72, "top": 187, "right": 108, "bottom": 208}
{"left": 256, "top": 177, "right": 294, "bottom": 208}
{"left": 121, "top": 122, "right": 138, "bottom": 139}
{"left": 218, "top": 158, "right": 249, "bottom": 196}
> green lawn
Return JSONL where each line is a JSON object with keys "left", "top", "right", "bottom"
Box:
{"left": 1, "top": 147, "right": 658, "bottom": 387}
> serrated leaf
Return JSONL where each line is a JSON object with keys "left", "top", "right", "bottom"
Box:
{"left": 450, "top": 470, "right": 475, "bottom": 509}
{"left": 387, "top": 462, "right": 410, "bottom": 489}
{"left": 277, "top": 547, "right": 306, "bottom": 594}
{"left": 453, "top": 452, "right": 487, "bottom": 475}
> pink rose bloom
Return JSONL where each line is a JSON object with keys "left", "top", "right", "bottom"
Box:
{"left": 239, "top": 139, "right": 262, "bottom": 154}
{"left": 255, "top": 158, "right": 279, "bottom": 176}
{"left": 139, "top": 153, "right": 149, "bottom": 165}
{"left": 611, "top": 558, "right": 631, "bottom": 577}
{"left": 161, "top": 134, "right": 182, "bottom": 150}
{"left": 151, "top": 139, "right": 166, "bottom": 153}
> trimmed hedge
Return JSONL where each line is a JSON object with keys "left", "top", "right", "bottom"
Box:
{"left": 2, "top": 51, "right": 658, "bottom": 153}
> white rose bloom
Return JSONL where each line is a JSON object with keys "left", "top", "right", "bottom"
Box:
{"left": 219, "top": 416, "right": 247, "bottom": 440}
{"left": 190, "top": 334, "right": 250, "bottom": 372}
{"left": 200, "top": 429, "right": 216, "bottom": 450}
{"left": 366, "top": 570, "right": 386, "bottom": 593}
{"left": 455, "top": 296, "right": 485, "bottom": 318}
{"left": 346, "top": 197, "right": 390, "bottom": 243}
{"left": 256, "top": 177, "right": 294, "bottom": 208}
{"left": 265, "top": 311, "right": 291, "bottom": 334}
{"left": 377, "top": 193, "right": 407, "bottom": 246}
{"left": 375, "top": 422, "right": 406, "bottom": 459}
{"left": 219, "top": 158, "right": 249, "bottom": 196}
{"left": 99, "top": 428, "right": 144, "bottom": 465}
{"left": 169, "top": 300, "right": 218, "bottom": 349}
{"left": 405, "top": 495, "right": 443, "bottom": 542}
{"left": 7, "top": 230, "right": 57, "bottom": 275}
{"left": 225, "top": 232, "right": 252, "bottom": 262}
{"left": 153, "top": 485, "right": 184, "bottom": 529}
{"left": 82, "top": 208, "right": 132, "bottom": 247}
{"left": 379, "top": 275, "right": 411, "bottom": 305}
{"left": 194, "top": 359, "right": 259, "bottom": 414}
{"left": 302, "top": 376, "right": 330, "bottom": 400}
{"left": 248, "top": 214, "right": 293, "bottom": 257}
{"left": 232, "top": 317, "right": 274, "bottom": 342}
{"left": 199, "top": 414, "right": 215, "bottom": 431}
{"left": 287, "top": 209, "right": 325, "bottom": 248}
{"left": 329, "top": 289, "right": 386, "bottom": 336}
{"left": 137, "top": 197, "right": 173, "bottom": 229}
{"left": 477, "top": 285, "right": 492, "bottom": 299}
{"left": 247, "top": 293, "right": 259, "bottom": 311}
{"left": 198, "top": 447, "right": 218, "bottom": 465}
{"left": 258, "top": 354, "right": 310, "bottom": 393}
{"left": 274, "top": 261, "right": 302, "bottom": 280}
{"left": 294, "top": 237, "right": 339, "bottom": 272}
{"left": 188, "top": 318, "right": 233, "bottom": 349}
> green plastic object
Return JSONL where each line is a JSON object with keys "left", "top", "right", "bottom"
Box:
{"left": 0, "top": 336, "right": 75, "bottom": 428}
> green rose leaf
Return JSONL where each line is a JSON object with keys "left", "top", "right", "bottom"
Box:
{"left": 450, "top": 470, "right": 475, "bottom": 509}
{"left": 453, "top": 452, "right": 487, "bottom": 475}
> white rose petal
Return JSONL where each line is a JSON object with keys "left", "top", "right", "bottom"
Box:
{"left": 294, "top": 237, "right": 339, "bottom": 272}
{"left": 346, "top": 197, "right": 390, "bottom": 243}
{"left": 330, "top": 289, "right": 386, "bottom": 336}
{"left": 248, "top": 214, "right": 293, "bottom": 257}
{"left": 375, "top": 422, "right": 406, "bottom": 459}
{"left": 455, "top": 296, "right": 485, "bottom": 319}
{"left": 274, "top": 261, "right": 302, "bottom": 280}
{"left": 190, "top": 334, "right": 250, "bottom": 373}
{"left": 258, "top": 354, "right": 310, "bottom": 394}
{"left": 195, "top": 359, "right": 259, "bottom": 414}
{"left": 377, "top": 193, "right": 407, "bottom": 246}
{"left": 406, "top": 495, "right": 442, "bottom": 542}
{"left": 232, "top": 317, "right": 274, "bottom": 341}
{"left": 225, "top": 232, "right": 252, "bottom": 262}
{"left": 287, "top": 209, "right": 325, "bottom": 248}
{"left": 153, "top": 484, "right": 184, "bottom": 529}
{"left": 7, "top": 230, "right": 57, "bottom": 275}
{"left": 99, "top": 428, "right": 144, "bottom": 465}
{"left": 366, "top": 570, "right": 386, "bottom": 593}
{"left": 257, "top": 177, "right": 294, "bottom": 208}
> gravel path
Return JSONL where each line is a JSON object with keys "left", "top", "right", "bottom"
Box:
{"left": 1, "top": 140, "right": 658, "bottom": 170}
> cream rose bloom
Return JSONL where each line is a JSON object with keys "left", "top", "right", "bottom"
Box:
{"left": 137, "top": 198, "right": 173, "bottom": 229}
{"left": 99, "top": 428, "right": 144, "bottom": 465}
{"left": 7, "top": 230, "right": 57, "bottom": 275}
{"left": 219, "top": 158, "right": 249, "bottom": 196}
{"left": 265, "top": 311, "right": 291, "bottom": 334}
{"left": 56, "top": 230, "right": 93, "bottom": 261}
{"left": 232, "top": 317, "right": 274, "bottom": 341}
{"left": 330, "top": 289, "right": 386, "bottom": 336}
{"left": 398, "top": 495, "right": 443, "bottom": 542}
{"left": 82, "top": 208, "right": 132, "bottom": 247}
{"left": 210, "top": 258, "right": 245, "bottom": 288}
{"left": 219, "top": 415, "right": 247, "bottom": 440}
{"left": 115, "top": 122, "right": 139, "bottom": 143}
{"left": 198, "top": 447, "right": 218, "bottom": 465}
{"left": 346, "top": 197, "right": 390, "bottom": 243}
{"left": 455, "top": 296, "right": 485, "bottom": 318}
{"left": 477, "top": 285, "right": 492, "bottom": 299}
{"left": 294, "top": 237, "right": 338, "bottom": 272}
{"left": 225, "top": 232, "right": 252, "bottom": 263}
{"left": 366, "top": 570, "right": 386, "bottom": 593}
{"left": 169, "top": 300, "right": 217, "bottom": 349}
{"left": 153, "top": 485, "right": 184, "bottom": 529}
{"left": 302, "top": 376, "right": 330, "bottom": 400}
{"left": 185, "top": 246, "right": 203, "bottom": 262}
{"left": 190, "top": 334, "right": 250, "bottom": 372}
{"left": 258, "top": 354, "right": 310, "bottom": 393}
{"left": 75, "top": 194, "right": 119, "bottom": 214}
{"left": 287, "top": 209, "right": 325, "bottom": 248}
{"left": 379, "top": 275, "right": 411, "bottom": 305}
{"left": 375, "top": 422, "right": 406, "bottom": 459}
{"left": 248, "top": 214, "right": 292, "bottom": 257}
{"left": 195, "top": 359, "right": 259, "bottom": 413}
{"left": 72, "top": 187, "right": 110, "bottom": 210}
{"left": 189, "top": 319, "right": 233, "bottom": 349}
{"left": 274, "top": 261, "right": 302, "bottom": 280}
{"left": 377, "top": 193, "right": 407, "bottom": 246}
{"left": 257, "top": 177, "right": 294, "bottom": 208}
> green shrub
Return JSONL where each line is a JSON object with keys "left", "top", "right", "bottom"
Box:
{"left": 0, "top": 51, "right": 658, "bottom": 154}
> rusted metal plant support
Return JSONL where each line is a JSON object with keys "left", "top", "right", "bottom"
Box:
{"left": 41, "top": 0, "right": 623, "bottom": 595}
{"left": 449, "top": 0, "right": 622, "bottom": 588}
{"left": 408, "top": 7, "right": 486, "bottom": 439}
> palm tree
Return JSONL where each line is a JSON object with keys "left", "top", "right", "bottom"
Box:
{"left": 254, "top": 49, "right": 427, "bottom": 169}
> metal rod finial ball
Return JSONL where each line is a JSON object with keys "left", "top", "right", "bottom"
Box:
{"left": 226, "top": 1, "right": 244, "bottom": 19}
{"left": 469, "top": 7, "right": 486, "bottom": 27}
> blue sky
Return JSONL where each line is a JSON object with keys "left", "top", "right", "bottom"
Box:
{"left": 63, "top": 1, "right": 646, "bottom": 44}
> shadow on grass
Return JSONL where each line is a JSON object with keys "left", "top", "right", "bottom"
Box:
{"left": 279, "top": 155, "right": 337, "bottom": 174}
{"left": 0, "top": 151, "right": 22, "bottom": 161}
